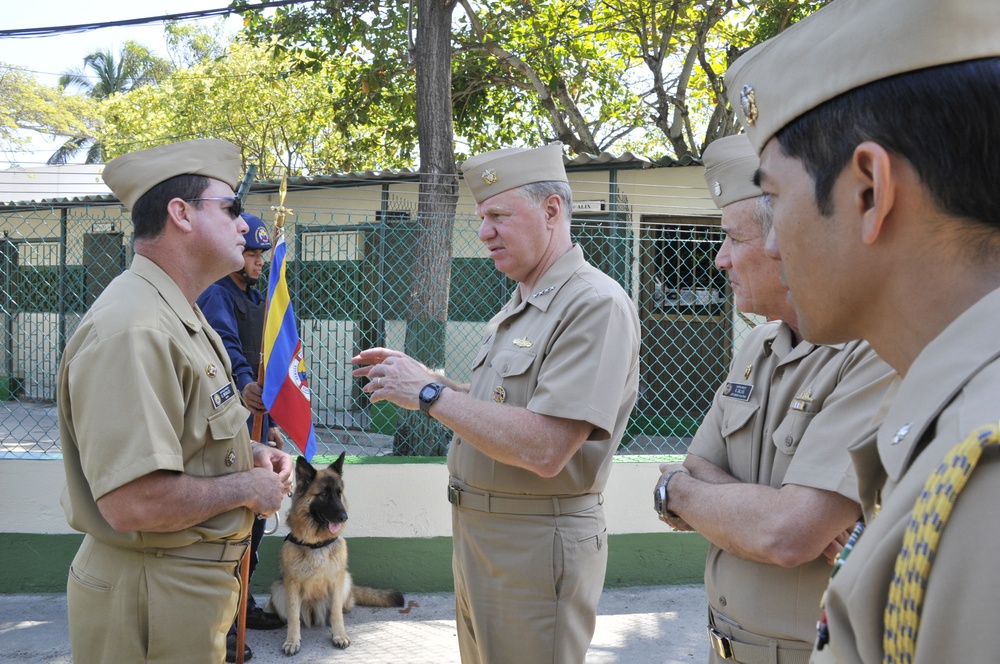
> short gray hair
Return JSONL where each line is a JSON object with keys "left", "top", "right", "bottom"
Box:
{"left": 752, "top": 195, "right": 773, "bottom": 237}
{"left": 518, "top": 181, "right": 573, "bottom": 222}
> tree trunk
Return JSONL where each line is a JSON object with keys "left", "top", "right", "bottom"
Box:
{"left": 397, "top": 0, "right": 460, "bottom": 456}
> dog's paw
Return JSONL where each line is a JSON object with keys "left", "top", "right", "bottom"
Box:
{"left": 332, "top": 633, "right": 351, "bottom": 649}
{"left": 282, "top": 639, "right": 301, "bottom": 656}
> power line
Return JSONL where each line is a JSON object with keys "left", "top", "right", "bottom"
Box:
{"left": 0, "top": 0, "right": 314, "bottom": 39}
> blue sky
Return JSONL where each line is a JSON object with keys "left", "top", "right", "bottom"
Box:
{"left": 1, "top": 1, "right": 245, "bottom": 167}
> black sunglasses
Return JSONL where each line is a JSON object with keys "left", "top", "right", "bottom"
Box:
{"left": 183, "top": 197, "right": 243, "bottom": 220}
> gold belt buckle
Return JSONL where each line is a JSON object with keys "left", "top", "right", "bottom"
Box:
{"left": 708, "top": 627, "right": 734, "bottom": 659}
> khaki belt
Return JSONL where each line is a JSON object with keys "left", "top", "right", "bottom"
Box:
{"left": 447, "top": 483, "right": 602, "bottom": 516}
{"left": 150, "top": 539, "right": 250, "bottom": 562}
{"left": 708, "top": 610, "right": 812, "bottom": 664}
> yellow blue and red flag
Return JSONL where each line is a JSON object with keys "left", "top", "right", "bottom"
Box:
{"left": 262, "top": 228, "right": 316, "bottom": 461}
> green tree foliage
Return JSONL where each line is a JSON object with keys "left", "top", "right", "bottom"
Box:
{"left": 0, "top": 64, "right": 95, "bottom": 162}
{"left": 49, "top": 42, "right": 172, "bottom": 165}
{"left": 98, "top": 40, "right": 408, "bottom": 176}
{"left": 164, "top": 20, "right": 230, "bottom": 69}
{"left": 236, "top": 0, "right": 827, "bottom": 161}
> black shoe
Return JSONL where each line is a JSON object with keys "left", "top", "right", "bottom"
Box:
{"left": 246, "top": 606, "right": 285, "bottom": 630}
{"left": 225, "top": 632, "right": 252, "bottom": 662}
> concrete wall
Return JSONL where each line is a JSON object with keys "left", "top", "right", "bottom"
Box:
{"left": 0, "top": 457, "right": 709, "bottom": 593}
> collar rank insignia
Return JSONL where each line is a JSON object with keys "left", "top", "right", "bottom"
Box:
{"left": 891, "top": 423, "right": 912, "bottom": 445}
{"left": 532, "top": 286, "right": 555, "bottom": 298}
{"left": 513, "top": 338, "right": 532, "bottom": 348}
{"left": 744, "top": 364, "right": 752, "bottom": 379}
{"left": 740, "top": 85, "right": 758, "bottom": 125}
{"left": 482, "top": 168, "right": 498, "bottom": 185}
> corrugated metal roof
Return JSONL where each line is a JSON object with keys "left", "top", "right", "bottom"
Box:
{"left": 1, "top": 152, "right": 699, "bottom": 210}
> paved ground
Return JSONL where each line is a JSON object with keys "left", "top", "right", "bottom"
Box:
{"left": 1, "top": 584, "right": 708, "bottom": 663}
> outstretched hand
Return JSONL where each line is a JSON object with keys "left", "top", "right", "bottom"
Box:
{"left": 352, "top": 347, "right": 441, "bottom": 411}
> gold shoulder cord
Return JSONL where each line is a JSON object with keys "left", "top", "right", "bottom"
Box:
{"left": 883, "top": 423, "right": 1000, "bottom": 663}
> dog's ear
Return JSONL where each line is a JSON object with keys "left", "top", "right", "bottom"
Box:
{"left": 330, "top": 451, "right": 346, "bottom": 476}
{"left": 295, "top": 455, "right": 317, "bottom": 488}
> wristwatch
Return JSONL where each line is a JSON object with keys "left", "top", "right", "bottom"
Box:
{"left": 418, "top": 382, "right": 447, "bottom": 417}
{"left": 653, "top": 470, "right": 688, "bottom": 519}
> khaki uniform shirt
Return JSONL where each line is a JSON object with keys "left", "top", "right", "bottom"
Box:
{"left": 59, "top": 255, "right": 254, "bottom": 549}
{"left": 819, "top": 286, "right": 1000, "bottom": 663}
{"left": 688, "top": 322, "right": 895, "bottom": 644}
{"left": 447, "top": 244, "right": 640, "bottom": 496}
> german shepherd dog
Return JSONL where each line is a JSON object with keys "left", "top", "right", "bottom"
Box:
{"left": 265, "top": 453, "right": 405, "bottom": 655}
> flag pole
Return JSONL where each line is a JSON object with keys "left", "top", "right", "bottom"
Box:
{"left": 235, "top": 166, "right": 269, "bottom": 664}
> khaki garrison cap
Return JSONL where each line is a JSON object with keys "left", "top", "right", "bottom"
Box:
{"left": 102, "top": 139, "right": 243, "bottom": 210}
{"left": 725, "top": 0, "right": 1000, "bottom": 153}
{"left": 702, "top": 135, "right": 762, "bottom": 209}
{"left": 461, "top": 142, "right": 568, "bottom": 204}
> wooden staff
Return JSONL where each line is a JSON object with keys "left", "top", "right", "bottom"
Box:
{"left": 237, "top": 174, "right": 291, "bottom": 664}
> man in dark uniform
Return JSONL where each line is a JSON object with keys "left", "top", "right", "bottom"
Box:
{"left": 198, "top": 212, "right": 285, "bottom": 660}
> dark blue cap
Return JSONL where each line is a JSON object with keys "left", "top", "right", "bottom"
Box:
{"left": 242, "top": 213, "right": 272, "bottom": 251}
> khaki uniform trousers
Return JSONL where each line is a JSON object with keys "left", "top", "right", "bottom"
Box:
{"left": 452, "top": 500, "right": 607, "bottom": 664}
{"left": 67, "top": 535, "right": 241, "bottom": 663}
{"left": 707, "top": 607, "right": 812, "bottom": 664}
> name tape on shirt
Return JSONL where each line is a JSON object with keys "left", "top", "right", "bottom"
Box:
{"left": 722, "top": 382, "right": 753, "bottom": 401}
{"left": 211, "top": 383, "right": 236, "bottom": 409}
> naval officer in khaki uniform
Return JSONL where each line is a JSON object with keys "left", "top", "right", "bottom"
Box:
{"left": 655, "top": 135, "right": 895, "bottom": 664}
{"left": 723, "top": 0, "right": 1000, "bottom": 661}
{"left": 58, "top": 139, "right": 293, "bottom": 663}
{"left": 352, "top": 143, "right": 640, "bottom": 663}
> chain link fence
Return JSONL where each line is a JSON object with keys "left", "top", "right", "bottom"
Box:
{"left": 1, "top": 175, "right": 753, "bottom": 459}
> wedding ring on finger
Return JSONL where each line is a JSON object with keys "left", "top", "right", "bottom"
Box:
{"left": 377, "top": 377, "right": 383, "bottom": 389}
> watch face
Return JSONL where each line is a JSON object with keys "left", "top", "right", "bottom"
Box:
{"left": 420, "top": 385, "right": 436, "bottom": 401}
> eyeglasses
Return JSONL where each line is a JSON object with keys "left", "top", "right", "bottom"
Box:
{"left": 183, "top": 197, "right": 243, "bottom": 220}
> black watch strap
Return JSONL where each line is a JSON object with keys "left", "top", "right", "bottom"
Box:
{"left": 419, "top": 382, "right": 447, "bottom": 417}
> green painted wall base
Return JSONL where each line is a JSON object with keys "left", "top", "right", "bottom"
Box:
{"left": 0, "top": 532, "right": 708, "bottom": 594}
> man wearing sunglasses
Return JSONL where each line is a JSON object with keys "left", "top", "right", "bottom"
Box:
{"left": 58, "top": 139, "right": 293, "bottom": 663}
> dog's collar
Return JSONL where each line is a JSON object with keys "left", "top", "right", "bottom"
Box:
{"left": 285, "top": 533, "right": 339, "bottom": 549}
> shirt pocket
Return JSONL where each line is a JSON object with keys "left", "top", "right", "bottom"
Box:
{"left": 489, "top": 348, "right": 537, "bottom": 405}
{"left": 720, "top": 400, "right": 759, "bottom": 438}
{"left": 771, "top": 409, "right": 817, "bottom": 457}
{"left": 207, "top": 395, "right": 251, "bottom": 443}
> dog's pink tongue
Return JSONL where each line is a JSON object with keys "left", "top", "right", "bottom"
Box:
{"left": 328, "top": 522, "right": 343, "bottom": 536}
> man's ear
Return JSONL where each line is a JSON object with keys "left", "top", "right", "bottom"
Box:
{"left": 543, "top": 193, "right": 564, "bottom": 227}
{"left": 851, "top": 142, "right": 896, "bottom": 246}
{"left": 166, "top": 198, "right": 194, "bottom": 234}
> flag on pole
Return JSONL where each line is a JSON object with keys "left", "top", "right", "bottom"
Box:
{"left": 262, "top": 198, "right": 316, "bottom": 461}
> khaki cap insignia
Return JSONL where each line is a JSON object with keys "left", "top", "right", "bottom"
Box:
{"left": 225, "top": 448, "right": 236, "bottom": 466}
{"left": 206, "top": 364, "right": 218, "bottom": 377}
{"left": 740, "top": 85, "right": 758, "bottom": 126}
{"left": 493, "top": 386, "right": 506, "bottom": 403}
{"left": 513, "top": 337, "right": 532, "bottom": 348}
{"left": 482, "top": 168, "right": 498, "bottom": 185}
